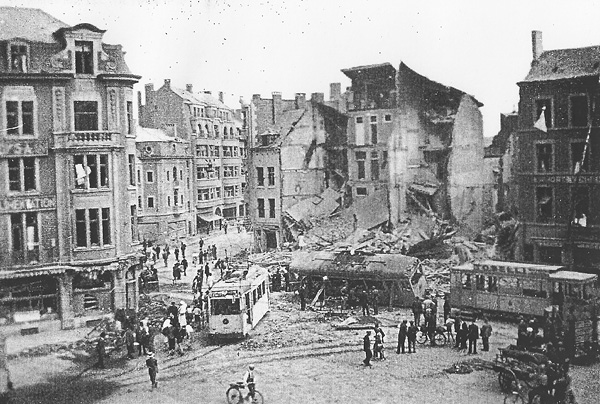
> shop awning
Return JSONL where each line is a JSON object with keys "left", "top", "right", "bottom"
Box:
{"left": 0, "top": 265, "right": 75, "bottom": 280}
{"left": 199, "top": 213, "right": 223, "bottom": 222}
{"left": 409, "top": 183, "right": 439, "bottom": 196}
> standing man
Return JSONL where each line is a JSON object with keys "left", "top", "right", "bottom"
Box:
{"left": 407, "top": 321, "right": 417, "bottom": 353}
{"left": 411, "top": 297, "right": 423, "bottom": 327}
{"left": 363, "top": 330, "right": 373, "bottom": 366}
{"left": 199, "top": 237, "right": 204, "bottom": 251}
{"left": 145, "top": 352, "right": 158, "bottom": 389}
{"left": 204, "top": 262, "right": 211, "bottom": 281}
{"left": 371, "top": 286, "right": 380, "bottom": 315}
{"left": 468, "top": 319, "right": 480, "bottom": 354}
{"left": 359, "top": 290, "right": 370, "bottom": 316}
{"left": 373, "top": 324, "right": 385, "bottom": 359}
{"left": 174, "top": 246, "right": 180, "bottom": 262}
{"left": 397, "top": 320, "right": 408, "bottom": 354}
{"left": 180, "top": 241, "right": 186, "bottom": 259}
{"left": 480, "top": 318, "right": 493, "bottom": 352}
{"left": 162, "top": 251, "right": 168, "bottom": 267}
{"left": 443, "top": 297, "right": 451, "bottom": 323}
{"left": 125, "top": 326, "right": 136, "bottom": 359}
{"left": 298, "top": 284, "right": 307, "bottom": 311}
{"left": 213, "top": 245, "right": 218, "bottom": 260}
{"left": 96, "top": 331, "right": 107, "bottom": 368}
{"left": 181, "top": 257, "right": 188, "bottom": 277}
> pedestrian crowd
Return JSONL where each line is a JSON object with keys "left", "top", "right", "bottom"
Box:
{"left": 362, "top": 295, "right": 494, "bottom": 367}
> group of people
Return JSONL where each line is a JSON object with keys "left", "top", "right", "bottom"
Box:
{"left": 341, "top": 283, "right": 381, "bottom": 316}
{"left": 161, "top": 301, "right": 200, "bottom": 356}
{"left": 362, "top": 324, "right": 388, "bottom": 366}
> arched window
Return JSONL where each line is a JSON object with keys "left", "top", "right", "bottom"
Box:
{"left": 173, "top": 166, "right": 177, "bottom": 180}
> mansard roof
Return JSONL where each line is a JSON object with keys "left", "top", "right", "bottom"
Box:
{"left": 0, "top": 6, "right": 69, "bottom": 42}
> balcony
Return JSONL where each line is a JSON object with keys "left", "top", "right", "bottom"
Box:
{"left": 52, "top": 131, "right": 120, "bottom": 149}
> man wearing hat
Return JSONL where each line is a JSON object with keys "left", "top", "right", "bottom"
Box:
{"left": 145, "top": 352, "right": 158, "bottom": 389}
{"left": 96, "top": 331, "right": 107, "bottom": 368}
{"left": 363, "top": 330, "right": 373, "bottom": 366}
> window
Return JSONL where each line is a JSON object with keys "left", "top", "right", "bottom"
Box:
{"left": 355, "top": 117, "right": 365, "bottom": 145}
{"left": 476, "top": 275, "right": 485, "bottom": 291}
{"left": 257, "top": 167, "right": 265, "bottom": 186}
{"left": 196, "top": 145, "right": 209, "bottom": 157}
{"left": 210, "top": 145, "right": 220, "bottom": 157}
{"left": 10, "top": 212, "right": 39, "bottom": 263}
{"left": 137, "top": 196, "right": 142, "bottom": 209}
{"left": 522, "top": 279, "right": 547, "bottom": 298}
{"left": 370, "top": 116, "right": 377, "bottom": 123}
{"left": 225, "top": 185, "right": 235, "bottom": 197}
{"left": 356, "top": 117, "right": 363, "bottom": 124}
{"left": 180, "top": 169, "right": 183, "bottom": 180}
{"left": 128, "top": 154, "right": 135, "bottom": 185}
{"left": 147, "top": 196, "right": 155, "bottom": 208}
{"left": 126, "top": 101, "right": 133, "bottom": 134}
{"left": 137, "top": 170, "right": 141, "bottom": 183}
{"left": 172, "top": 167, "right": 177, "bottom": 182}
{"left": 572, "top": 186, "right": 589, "bottom": 226}
{"left": 10, "top": 44, "right": 28, "bottom": 72}
{"left": 74, "top": 101, "right": 98, "bottom": 131}
{"left": 268, "top": 167, "right": 275, "bottom": 186}
{"left": 75, "top": 208, "right": 111, "bottom": 247}
{"left": 370, "top": 123, "right": 378, "bottom": 144}
{"left": 258, "top": 199, "right": 265, "bottom": 218}
{"left": 462, "top": 274, "right": 472, "bottom": 290}
{"left": 356, "top": 151, "right": 366, "bottom": 180}
{"left": 536, "top": 143, "right": 553, "bottom": 172}
{"left": 174, "top": 189, "right": 179, "bottom": 205}
{"left": 536, "top": 187, "right": 553, "bottom": 222}
{"left": 539, "top": 246, "right": 562, "bottom": 265}
{"left": 75, "top": 41, "right": 93, "bottom": 74}
{"left": 371, "top": 152, "right": 379, "bottom": 180}
{"left": 356, "top": 187, "right": 367, "bottom": 196}
{"left": 535, "top": 99, "right": 552, "bottom": 129}
{"left": 571, "top": 142, "right": 589, "bottom": 173}
{"left": 166, "top": 171, "right": 170, "bottom": 181}
{"left": 6, "top": 100, "right": 34, "bottom": 136}
{"left": 570, "top": 95, "right": 588, "bottom": 127}
{"left": 214, "top": 125, "right": 220, "bottom": 138}
{"left": 146, "top": 171, "right": 154, "bottom": 183}
{"left": 8, "top": 157, "right": 36, "bottom": 192}
{"left": 384, "top": 114, "right": 392, "bottom": 122}
{"left": 268, "top": 198, "right": 276, "bottom": 218}
{"left": 223, "top": 146, "right": 232, "bottom": 157}
{"left": 223, "top": 166, "right": 234, "bottom": 178}
{"left": 382, "top": 151, "right": 388, "bottom": 169}
{"left": 74, "top": 154, "right": 109, "bottom": 189}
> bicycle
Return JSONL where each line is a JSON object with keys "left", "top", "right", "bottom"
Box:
{"left": 416, "top": 325, "right": 447, "bottom": 346}
{"left": 226, "top": 381, "right": 264, "bottom": 404}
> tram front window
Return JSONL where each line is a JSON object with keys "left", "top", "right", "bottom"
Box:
{"left": 211, "top": 298, "right": 241, "bottom": 315}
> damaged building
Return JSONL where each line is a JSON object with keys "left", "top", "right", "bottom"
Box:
{"left": 341, "top": 62, "right": 485, "bottom": 236}
{"left": 513, "top": 31, "right": 600, "bottom": 274}
{"left": 244, "top": 93, "right": 348, "bottom": 251}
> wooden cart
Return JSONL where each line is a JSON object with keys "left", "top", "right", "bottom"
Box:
{"left": 493, "top": 345, "right": 548, "bottom": 393}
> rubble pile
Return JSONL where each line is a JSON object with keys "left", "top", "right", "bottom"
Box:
{"left": 137, "top": 294, "right": 169, "bottom": 329}
{"left": 300, "top": 213, "right": 355, "bottom": 250}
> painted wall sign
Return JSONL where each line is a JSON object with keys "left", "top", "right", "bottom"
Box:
{"left": 0, "top": 196, "right": 56, "bottom": 212}
{"left": 0, "top": 141, "right": 48, "bottom": 156}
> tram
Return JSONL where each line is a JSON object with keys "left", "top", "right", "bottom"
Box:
{"left": 450, "top": 260, "right": 598, "bottom": 318}
{"left": 207, "top": 265, "right": 270, "bottom": 340}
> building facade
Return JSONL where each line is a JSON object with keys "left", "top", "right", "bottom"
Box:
{"left": 139, "top": 81, "right": 246, "bottom": 234}
{"left": 245, "top": 93, "right": 348, "bottom": 251}
{"left": 342, "top": 62, "right": 485, "bottom": 236}
{"left": 514, "top": 31, "right": 600, "bottom": 274}
{"left": 0, "top": 7, "right": 141, "bottom": 333}
{"left": 135, "top": 126, "right": 195, "bottom": 243}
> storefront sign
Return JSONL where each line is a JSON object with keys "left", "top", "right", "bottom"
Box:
{"left": 533, "top": 175, "right": 600, "bottom": 184}
{"left": 0, "top": 141, "right": 48, "bottom": 156}
{"left": 0, "top": 196, "right": 56, "bottom": 212}
{"left": 576, "top": 242, "right": 600, "bottom": 250}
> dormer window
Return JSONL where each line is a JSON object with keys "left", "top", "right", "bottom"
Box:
{"left": 10, "top": 45, "right": 28, "bottom": 72}
{"left": 75, "top": 41, "right": 93, "bottom": 74}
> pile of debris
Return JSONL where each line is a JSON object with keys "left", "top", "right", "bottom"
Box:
{"left": 137, "top": 294, "right": 169, "bottom": 329}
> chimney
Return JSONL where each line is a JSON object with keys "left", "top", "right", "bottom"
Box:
{"left": 311, "top": 92, "right": 324, "bottom": 104}
{"left": 272, "top": 92, "right": 282, "bottom": 124}
{"left": 164, "top": 79, "right": 171, "bottom": 88}
{"left": 532, "top": 30, "right": 543, "bottom": 61}
{"left": 219, "top": 91, "right": 224, "bottom": 103}
{"left": 186, "top": 84, "right": 193, "bottom": 93}
{"left": 294, "top": 93, "right": 306, "bottom": 109}
{"left": 330, "top": 83, "right": 341, "bottom": 102}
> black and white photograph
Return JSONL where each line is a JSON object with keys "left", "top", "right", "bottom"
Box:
{"left": 0, "top": 1, "right": 599, "bottom": 403}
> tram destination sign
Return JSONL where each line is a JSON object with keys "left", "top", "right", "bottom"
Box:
{"left": 210, "top": 290, "right": 240, "bottom": 298}
{"left": 474, "top": 262, "right": 554, "bottom": 276}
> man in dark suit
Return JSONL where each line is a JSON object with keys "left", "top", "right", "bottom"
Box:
{"left": 397, "top": 320, "right": 408, "bottom": 354}
{"left": 468, "top": 319, "right": 479, "bottom": 354}
{"left": 363, "top": 330, "right": 373, "bottom": 366}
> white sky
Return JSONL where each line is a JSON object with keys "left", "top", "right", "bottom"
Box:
{"left": 3, "top": 0, "right": 600, "bottom": 137}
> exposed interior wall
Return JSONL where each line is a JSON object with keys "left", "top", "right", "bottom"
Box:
{"left": 448, "top": 95, "right": 485, "bottom": 236}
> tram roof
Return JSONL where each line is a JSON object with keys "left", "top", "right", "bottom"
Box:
{"left": 453, "top": 260, "right": 565, "bottom": 273}
{"left": 549, "top": 270, "right": 597, "bottom": 283}
{"left": 290, "top": 250, "right": 420, "bottom": 280}
{"left": 210, "top": 265, "right": 268, "bottom": 292}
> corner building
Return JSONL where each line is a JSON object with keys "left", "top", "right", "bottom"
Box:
{"left": 0, "top": 7, "right": 141, "bottom": 333}
{"left": 514, "top": 31, "right": 600, "bottom": 274}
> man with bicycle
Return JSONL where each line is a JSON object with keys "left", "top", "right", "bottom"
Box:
{"left": 243, "top": 364, "right": 256, "bottom": 400}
